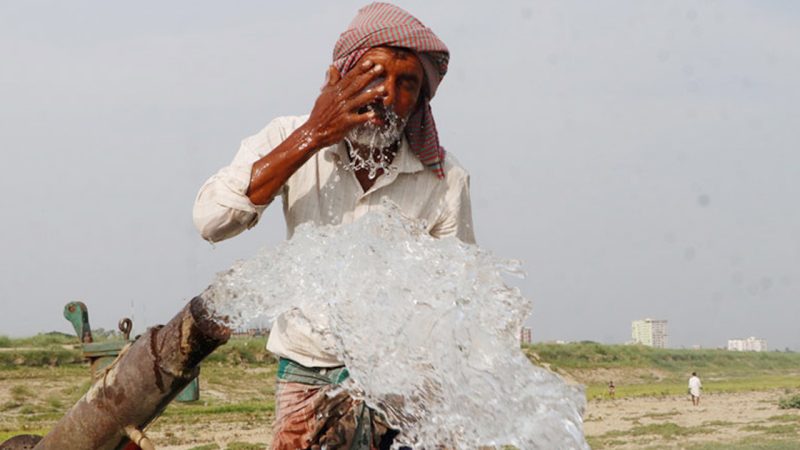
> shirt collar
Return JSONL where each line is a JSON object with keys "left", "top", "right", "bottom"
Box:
{"left": 325, "top": 136, "right": 425, "bottom": 174}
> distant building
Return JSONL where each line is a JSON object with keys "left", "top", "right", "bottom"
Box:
{"left": 631, "top": 318, "right": 668, "bottom": 348}
{"left": 727, "top": 337, "right": 767, "bottom": 352}
{"left": 520, "top": 327, "right": 532, "bottom": 345}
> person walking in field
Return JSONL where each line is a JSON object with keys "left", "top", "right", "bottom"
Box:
{"left": 688, "top": 372, "right": 702, "bottom": 406}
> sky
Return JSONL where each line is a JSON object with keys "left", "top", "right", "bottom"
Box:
{"left": 1, "top": 0, "right": 798, "bottom": 350}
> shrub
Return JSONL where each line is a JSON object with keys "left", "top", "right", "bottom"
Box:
{"left": 778, "top": 394, "right": 800, "bottom": 409}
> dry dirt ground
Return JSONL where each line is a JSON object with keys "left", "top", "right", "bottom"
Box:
{"left": 2, "top": 366, "right": 798, "bottom": 449}
{"left": 584, "top": 390, "right": 800, "bottom": 449}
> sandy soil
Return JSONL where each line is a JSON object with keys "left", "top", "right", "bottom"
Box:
{"left": 154, "top": 390, "right": 800, "bottom": 449}
{"left": 2, "top": 368, "right": 797, "bottom": 450}
{"left": 584, "top": 390, "right": 800, "bottom": 449}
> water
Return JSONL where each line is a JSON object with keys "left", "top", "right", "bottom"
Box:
{"left": 344, "top": 105, "right": 405, "bottom": 179}
{"left": 205, "top": 203, "right": 588, "bottom": 449}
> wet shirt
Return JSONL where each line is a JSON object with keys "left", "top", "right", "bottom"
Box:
{"left": 193, "top": 115, "right": 476, "bottom": 367}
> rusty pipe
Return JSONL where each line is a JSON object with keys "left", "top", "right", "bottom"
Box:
{"left": 33, "top": 293, "right": 230, "bottom": 450}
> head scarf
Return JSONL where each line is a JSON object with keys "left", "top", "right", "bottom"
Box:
{"left": 333, "top": 2, "right": 449, "bottom": 179}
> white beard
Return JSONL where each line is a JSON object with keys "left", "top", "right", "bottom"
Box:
{"left": 344, "top": 109, "right": 406, "bottom": 179}
{"left": 346, "top": 108, "right": 406, "bottom": 149}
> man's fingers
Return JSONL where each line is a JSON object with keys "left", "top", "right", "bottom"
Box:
{"left": 345, "top": 84, "right": 386, "bottom": 112}
{"left": 347, "top": 109, "right": 375, "bottom": 127}
{"left": 326, "top": 65, "right": 342, "bottom": 87}
{"left": 340, "top": 63, "right": 384, "bottom": 98}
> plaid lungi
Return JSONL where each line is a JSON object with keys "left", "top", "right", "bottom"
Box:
{"left": 271, "top": 358, "right": 400, "bottom": 450}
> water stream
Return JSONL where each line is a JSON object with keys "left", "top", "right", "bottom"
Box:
{"left": 205, "top": 202, "right": 588, "bottom": 449}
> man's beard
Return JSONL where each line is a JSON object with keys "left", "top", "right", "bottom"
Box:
{"left": 344, "top": 105, "right": 406, "bottom": 179}
{"left": 346, "top": 105, "right": 406, "bottom": 149}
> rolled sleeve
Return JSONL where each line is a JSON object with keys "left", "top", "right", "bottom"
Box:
{"left": 193, "top": 163, "right": 266, "bottom": 243}
{"left": 192, "top": 117, "right": 298, "bottom": 243}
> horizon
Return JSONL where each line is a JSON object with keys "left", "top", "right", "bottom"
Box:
{"left": 1, "top": 1, "right": 798, "bottom": 350}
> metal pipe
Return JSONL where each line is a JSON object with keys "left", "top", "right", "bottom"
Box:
{"left": 33, "top": 293, "right": 230, "bottom": 450}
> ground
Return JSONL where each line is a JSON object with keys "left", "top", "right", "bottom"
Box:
{"left": 585, "top": 390, "right": 800, "bottom": 449}
{"left": 1, "top": 339, "right": 799, "bottom": 449}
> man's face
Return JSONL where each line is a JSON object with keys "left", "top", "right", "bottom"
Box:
{"left": 348, "top": 46, "right": 425, "bottom": 148}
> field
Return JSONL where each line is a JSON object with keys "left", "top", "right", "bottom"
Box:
{"left": 1, "top": 335, "right": 799, "bottom": 449}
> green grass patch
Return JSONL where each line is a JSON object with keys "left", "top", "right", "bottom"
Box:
{"left": 703, "top": 420, "right": 736, "bottom": 427}
{"left": 163, "top": 401, "right": 274, "bottom": 417}
{"left": 10, "top": 385, "right": 36, "bottom": 401}
{"left": 768, "top": 414, "right": 800, "bottom": 423}
{"left": 681, "top": 437, "right": 800, "bottom": 450}
{"left": 526, "top": 342, "right": 800, "bottom": 374}
{"left": 741, "top": 423, "right": 799, "bottom": 435}
{"left": 592, "top": 422, "right": 713, "bottom": 448}
{"left": 0, "top": 429, "right": 49, "bottom": 443}
{"left": 225, "top": 443, "right": 264, "bottom": 450}
{"left": 0, "top": 347, "right": 83, "bottom": 368}
{"left": 585, "top": 374, "right": 800, "bottom": 399}
{"left": 627, "top": 422, "right": 711, "bottom": 439}
{"left": 204, "top": 336, "right": 275, "bottom": 366}
{"left": 778, "top": 394, "right": 800, "bottom": 409}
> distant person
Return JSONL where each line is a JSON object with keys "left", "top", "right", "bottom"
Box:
{"left": 688, "top": 372, "right": 702, "bottom": 406}
{"left": 608, "top": 381, "right": 616, "bottom": 399}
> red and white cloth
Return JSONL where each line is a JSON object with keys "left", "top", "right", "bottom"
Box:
{"left": 333, "top": 2, "right": 450, "bottom": 179}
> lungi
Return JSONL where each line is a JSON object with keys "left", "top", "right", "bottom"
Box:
{"left": 270, "top": 358, "right": 402, "bottom": 450}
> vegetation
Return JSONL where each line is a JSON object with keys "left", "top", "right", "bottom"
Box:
{"left": 2, "top": 336, "right": 799, "bottom": 448}
{"left": 524, "top": 342, "right": 800, "bottom": 400}
{"left": 778, "top": 394, "right": 800, "bottom": 409}
{"left": 526, "top": 342, "right": 800, "bottom": 374}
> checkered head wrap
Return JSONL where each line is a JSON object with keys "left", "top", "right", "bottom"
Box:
{"left": 333, "top": 2, "right": 449, "bottom": 179}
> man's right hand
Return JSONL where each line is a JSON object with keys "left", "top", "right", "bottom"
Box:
{"left": 245, "top": 60, "right": 386, "bottom": 206}
{"left": 303, "top": 59, "right": 387, "bottom": 149}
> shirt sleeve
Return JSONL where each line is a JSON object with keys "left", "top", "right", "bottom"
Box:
{"left": 431, "top": 171, "right": 477, "bottom": 245}
{"left": 192, "top": 117, "right": 294, "bottom": 243}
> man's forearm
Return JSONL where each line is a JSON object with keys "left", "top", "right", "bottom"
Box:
{"left": 247, "top": 61, "right": 385, "bottom": 205}
{"left": 246, "top": 125, "right": 321, "bottom": 205}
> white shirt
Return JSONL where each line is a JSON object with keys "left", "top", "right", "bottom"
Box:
{"left": 688, "top": 376, "right": 702, "bottom": 395}
{"left": 193, "top": 115, "right": 476, "bottom": 367}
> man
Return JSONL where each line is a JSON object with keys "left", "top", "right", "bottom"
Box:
{"left": 688, "top": 372, "right": 702, "bottom": 406}
{"left": 193, "top": 3, "right": 475, "bottom": 449}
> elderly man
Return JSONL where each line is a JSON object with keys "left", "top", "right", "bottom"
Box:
{"left": 193, "top": 3, "right": 474, "bottom": 449}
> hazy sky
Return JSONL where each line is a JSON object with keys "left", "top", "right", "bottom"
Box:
{"left": 1, "top": 1, "right": 798, "bottom": 350}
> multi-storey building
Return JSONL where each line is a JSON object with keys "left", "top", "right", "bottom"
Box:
{"left": 631, "top": 318, "right": 668, "bottom": 348}
{"left": 727, "top": 337, "right": 767, "bottom": 352}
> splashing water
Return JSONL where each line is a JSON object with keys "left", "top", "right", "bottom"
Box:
{"left": 205, "top": 203, "right": 588, "bottom": 449}
{"left": 344, "top": 106, "right": 405, "bottom": 179}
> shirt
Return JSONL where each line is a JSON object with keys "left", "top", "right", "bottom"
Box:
{"left": 193, "top": 115, "right": 476, "bottom": 367}
{"left": 688, "top": 376, "right": 702, "bottom": 394}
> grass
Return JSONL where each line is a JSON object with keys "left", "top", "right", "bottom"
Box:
{"left": 584, "top": 373, "right": 800, "bottom": 400}
{"left": 163, "top": 401, "right": 274, "bottom": 417}
{"left": 2, "top": 336, "right": 799, "bottom": 448}
{"left": 526, "top": 342, "right": 800, "bottom": 373}
{"left": 226, "top": 443, "right": 264, "bottom": 450}
{"left": 522, "top": 342, "right": 800, "bottom": 401}
{"left": 741, "top": 423, "right": 798, "bottom": 434}
{"left": 778, "top": 393, "right": 800, "bottom": 409}
{"left": 664, "top": 438, "right": 800, "bottom": 450}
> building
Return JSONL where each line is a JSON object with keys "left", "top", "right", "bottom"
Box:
{"left": 727, "top": 337, "right": 768, "bottom": 352}
{"left": 631, "top": 318, "right": 668, "bottom": 348}
{"left": 520, "top": 327, "right": 532, "bottom": 345}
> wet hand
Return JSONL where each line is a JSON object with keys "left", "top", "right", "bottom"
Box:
{"left": 303, "top": 60, "right": 387, "bottom": 149}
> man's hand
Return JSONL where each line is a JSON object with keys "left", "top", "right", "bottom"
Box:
{"left": 245, "top": 60, "right": 385, "bottom": 206}
{"left": 303, "top": 60, "right": 387, "bottom": 148}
